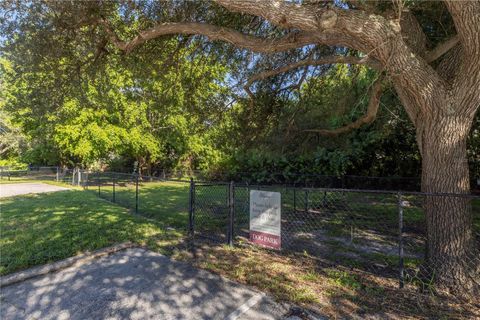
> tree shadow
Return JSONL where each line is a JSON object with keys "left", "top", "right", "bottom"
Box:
{"left": 1, "top": 248, "right": 266, "bottom": 319}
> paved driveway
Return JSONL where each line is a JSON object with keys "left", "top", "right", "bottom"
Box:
{"left": 0, "top": 248, "right": 287, "bottom": 320}
{"left": 0, "top": 183, "right": 70, "bottom": 198}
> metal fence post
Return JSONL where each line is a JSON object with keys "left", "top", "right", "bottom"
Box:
{"left": 293, "top": 187, "right": 297, "bottom": 211}
{"left": 227, "top": 181, "right": 235, "bottom": 247}
{"left": 112, "top": 173, "right": 116, "bottom": 203}
{"left": 398, "top": 192, "right": 405, "bottom": 289}
{"left": 304, "top": 189, "right": 309, "bottom": 213}
{"left": 56, "top": 166, "right": 59, "bottom": 181}
{"left": 135, "top": 174, "right": 139, "bottom": 214}
{"left": 189, "top": 178, "right": 195, "bottom": 236}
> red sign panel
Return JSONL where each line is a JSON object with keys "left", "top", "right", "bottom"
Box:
{"left": 250, "top": 230, "right": 281, "bottom": 249}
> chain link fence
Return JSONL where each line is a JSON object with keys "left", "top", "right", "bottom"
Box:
{"left": 190, "top": 182, "right": 480, "bottom": 291}
{"left": 4, "top": 168, "right": 478, "bottom": 294}
{"left": 0, "top": 166, "right": 60, "bottom": 181}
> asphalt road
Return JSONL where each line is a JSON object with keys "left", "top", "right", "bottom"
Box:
{"left": 0, "top": 248, "right": 288, "bottom": 320}
{"left": 0, "top": 182, "right": 70, "bottom": 198}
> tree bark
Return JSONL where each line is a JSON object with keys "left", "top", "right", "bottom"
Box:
{"left": 419, "top": 112, "right": 479, "bottom": 295}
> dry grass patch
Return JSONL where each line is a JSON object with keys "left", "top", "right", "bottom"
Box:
{"left": 172, "top": 240, "right": 480, "bottom": 319}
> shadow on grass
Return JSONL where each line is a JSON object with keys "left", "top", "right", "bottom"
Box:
{"left": 0, "top": 190, "right": 183, "bottom": 275}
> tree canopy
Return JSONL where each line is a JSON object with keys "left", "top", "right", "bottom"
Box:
{"left": 1, "top": 0, "right": 477, "bottom": 179}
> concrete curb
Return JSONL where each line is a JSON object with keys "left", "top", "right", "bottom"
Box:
{"left": 0, "top": 242, "right": 135, "bottom": 287}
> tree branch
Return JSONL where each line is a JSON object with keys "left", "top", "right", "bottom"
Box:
{"left": 99, "top": 20, "right": 317, "bottom": 54}
{"left": 97, "top": 0, "right": 452, "bottom": 118}
{"left": 244, "top": 55, "right": 382, "bottom": 99}
{"left": 101, "top": 1, "right": 397, "bottom": 65}
{"left": 214, "top": 0, "right": 398, "bottom": 58}
{"left": 304, "top": 75, "right": 384, "bottom": 136}
{"left": 425, "top": 35, "right": 460, "bottom": 63}
{"left": 443, "top": 1, "right": 480, "bottom": 57}
{"left": 213, "top": 0, "right": 452, "bottom": 117}
{"left": 100, "top": 0, "right": 400, "bottom": 64}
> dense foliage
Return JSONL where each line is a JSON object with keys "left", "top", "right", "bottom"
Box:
{"left": 0, "top": 1, "right": 478, "bottom": 185}
{"left": 1, "top": 36, "right": 231, "bottom": 173}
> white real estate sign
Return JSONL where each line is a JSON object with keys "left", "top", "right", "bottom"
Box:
{"left": 249, "top": 190, "right": 281, "bottom": 249}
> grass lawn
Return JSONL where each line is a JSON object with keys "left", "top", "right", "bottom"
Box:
{"left": 93, "top": 180, "right": 190, "bottom": 228}
{"left": 0, "top": 190, "right": 184, "bottom": 276}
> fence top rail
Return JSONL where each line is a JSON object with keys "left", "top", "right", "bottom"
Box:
{"left": 89, "top": 171, "right": 192, "bottom": 183}
{"left": 85, "top": 170, "right": 424, "bottom": 181}
{"left": 233, "top": 184, "right": 480, "bottom": 198}
{"left": 344, "top": 188, "right": 477, "bottom": 198}
{"left": 195, "top": 182, "right": 231, "bottom": 186}
{"left": 1, "top": 166, "right": 59, "bottom": 172}
{"left": 0, "top": 170, "right": 29, "bottom": 173}
{"left": 55, "top": 169, "right": 479, "bottom": 198}
{"left": 225, "top": 171, "right": 422, "bottom": 180}
{"left": 156, "top": 178, "right": 192, "bottom": 183}
{"left": 136, "top": 169, "right": 424, "bottom": 180}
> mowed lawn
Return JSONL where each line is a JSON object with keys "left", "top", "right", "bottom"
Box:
{"left": 99, "top": 180, "right": 190, "bottom": 227}
{"left": 0, "top": 189, "right": 185, "bottom": 276}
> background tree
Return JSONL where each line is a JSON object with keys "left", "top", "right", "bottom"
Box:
{"left": 1, "top": 26, "right": 230, "bottom": 171}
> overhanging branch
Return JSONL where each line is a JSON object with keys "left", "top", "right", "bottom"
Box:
{"left": 214, "top": 0, "right": 397, "bottom": 57}
{"left": 244, "top": 55, "right": 382, "bottom": 99}
{"left": 304, "top": 75, "right": 384, "bottom": 136}
{"left": 99, "top": 20, "right": 317, "bottom": 54}
{"left": 444, "top": 1, "right": 480, "bottom": 57}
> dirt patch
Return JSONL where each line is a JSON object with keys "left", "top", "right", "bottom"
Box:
{"left": 288, "top": 229, "right": 422, "bottom": 259}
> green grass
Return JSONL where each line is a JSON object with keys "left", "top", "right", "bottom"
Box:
{"left": 95, "top": 180, "right": 190, "bottom": 228}
{"left": 0, "top": 190, "right": 184, "bottom": 275}
{"left": 325, "top": 269, "right": 362, "bottom": 290}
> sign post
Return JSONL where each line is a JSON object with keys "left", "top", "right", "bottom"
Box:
{"left": 249, "top": 190, "right": 281, "bottom": 250}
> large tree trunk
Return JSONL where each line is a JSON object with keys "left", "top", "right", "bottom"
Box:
{"left": 419, "top": 113, "right": 479, "bottom": 296}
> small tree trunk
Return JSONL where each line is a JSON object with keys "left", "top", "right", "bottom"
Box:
{"left": 420, "top": 114, "right": 479, "bottom": 296}
{"left": 136, "top": 157, "right": 144, "bottom": 180}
